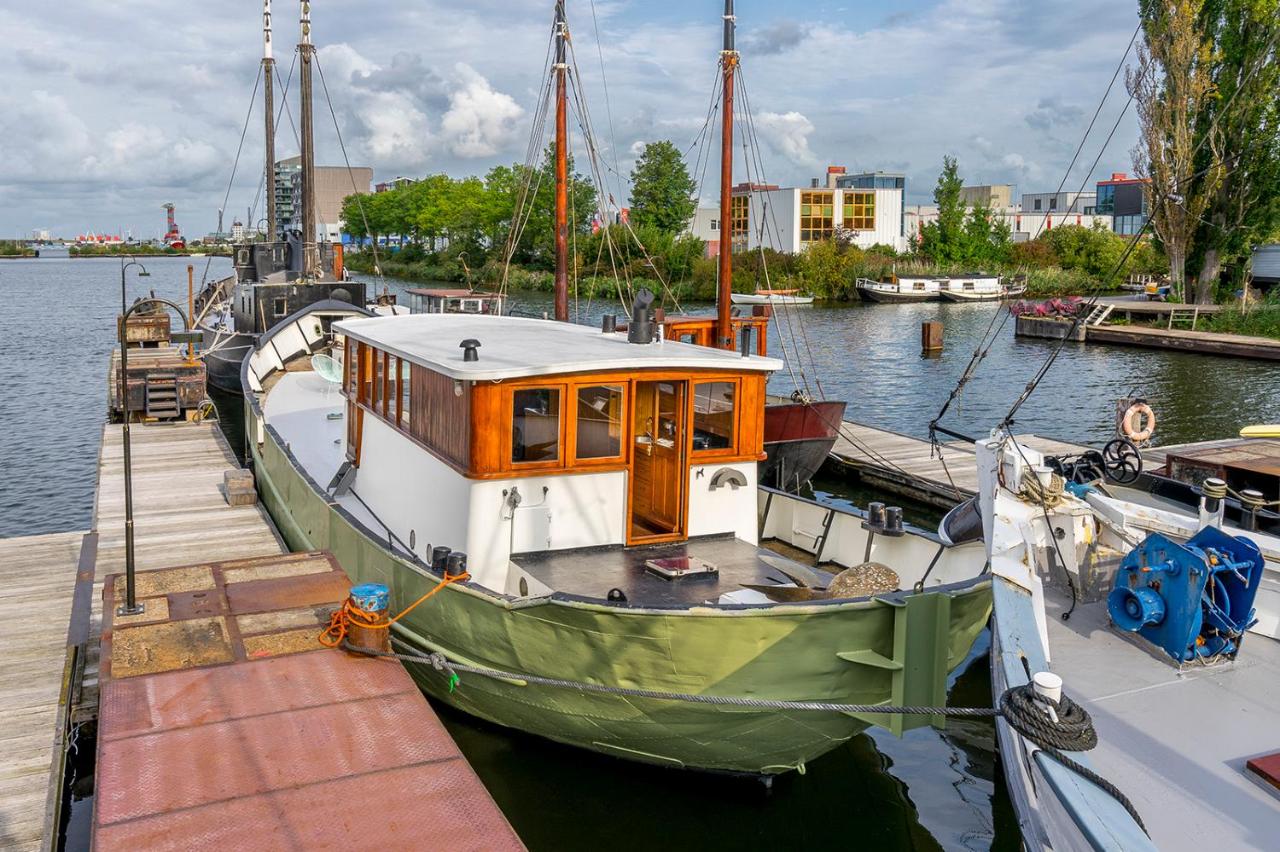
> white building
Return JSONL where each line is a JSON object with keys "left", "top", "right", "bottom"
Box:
{"left": 733, "top": 183, "right": 908, "bottom": 254}
{"left": 686, "top": 206, "right": 721, "bottom": 251}
{"left": 1020, "top": 191, "right": 1096, "bottom": 215}
{"left": 905, "top": 204, "right": 1112, "bottom": 244}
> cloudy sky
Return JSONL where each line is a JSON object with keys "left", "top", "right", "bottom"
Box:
{"left": 0, "top": 0, "right": 1140, "bottom": 239}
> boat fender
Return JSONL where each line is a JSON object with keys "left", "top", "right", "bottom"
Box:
{"left": 1121, "top": 402, "right": 1156, "bottom": 442}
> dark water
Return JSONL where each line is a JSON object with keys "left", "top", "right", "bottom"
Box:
{"left": 0, "top": 256, "right": 233, "bottom": 538}
{"left": 7, "top": 261, "right": 1275, "bottom": 850}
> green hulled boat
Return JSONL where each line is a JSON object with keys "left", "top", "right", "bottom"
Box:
{"left": 241, "top": 307, "right": 991, "bottom": 775}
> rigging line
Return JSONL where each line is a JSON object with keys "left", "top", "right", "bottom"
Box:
{"left": 587, "top": 0, "right": 625, "bottom": 203}
{"left": 312, "top": 51, "right": 383, "bottom": 282}
{"left": 200, "top": 64, "right": 263, "bottom": 289}
{"left": 737, "top": 67, "right": 820, "bottom": 396}
{"left": 1050, "top": 23, "right": 1140, "bottom": 201}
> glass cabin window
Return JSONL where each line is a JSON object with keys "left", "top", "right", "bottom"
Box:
{"left": 575, "top": 385, "right": 624, "bottom": 460}
{"left": 399, "top": 359, "right": 411, "bottom": 427}
{"left": 692, "top": 381, "right": 736, "bottom": 451}
{"left": 512, "top": 388, "right": 561, "bottom": 464}
{"left": 372, "top": 350, "right": 385, "bottom": 412}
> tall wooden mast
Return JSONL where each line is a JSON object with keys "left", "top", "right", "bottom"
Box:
{"left": 553, "top": 1, "right": 569, "bottom": 322}
{"left": 298, "top": 0, "right": 318, "bottom": 276}
{"left": 716, "top": 0, "right": 737, "bottom": 349}
{"left": 263, "top": 0, "right": 277, "bottom": 242}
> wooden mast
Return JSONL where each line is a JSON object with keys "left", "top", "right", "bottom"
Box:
{"left": 553, "top": 1, "right": 569, "bottom": 322}
{"left": 263, "top": 1, "right": 277, "bottom": 242}
{"left": 299, "top": 0, "right": 318, "bottom": 277}
{"left": 716, "top": 0, "right": 737, "bottom": 349}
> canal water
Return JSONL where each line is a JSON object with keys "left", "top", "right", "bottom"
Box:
{"left": 5, "top": 258, "right": 1279, "bottom": 850}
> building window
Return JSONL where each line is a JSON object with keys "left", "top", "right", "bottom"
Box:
{"left": 512, "top": 388, "right": 561, "bottom": 464}
{"left": 1096, "top": 185, "right": 1115, "bottom": 214}
{"left": 692, "top": 381, "right": 736, "bottom": 452}
{"left": 1050, "top": 197, "right": 1058, "bottom": 211}
{"left": 730, "top": 195, "right": 750, "bottom": 250}
{"left": 710, "top": 219, "right": 719, "bottom": 231}
{"left": 575, "top": 385, "right": 624, "bottom": 461}
{"left": 842, "top": 191, "right": 875, "bottom": 231}
{"left": 800, "top": 191, "right": 834, "bottom": 243}
{"left": 1033, "top": 198, "right": 1042, "bottom": 211}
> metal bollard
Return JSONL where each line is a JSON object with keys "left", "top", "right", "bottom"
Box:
{"left": 347, "top": 583, "right": 391, "bottom": 654}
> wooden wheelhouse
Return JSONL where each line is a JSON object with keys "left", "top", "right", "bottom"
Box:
{"left": 336, "top": 314, "right": 779, "bottom": 559}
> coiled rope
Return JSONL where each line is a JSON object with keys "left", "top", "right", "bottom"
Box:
{"left": 318, "top": 571, "right": 469, "bottom": 649}
{"left": 339, "top": 640, "right": 1144, "bottom": 833}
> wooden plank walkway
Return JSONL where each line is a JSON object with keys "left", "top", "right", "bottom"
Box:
{"left": 83, "top": 422, "right": 285, "bottom": 717}
{"left": 827, "top": 420, "right": 1091, "bottom": 508}
{"left": 1085, "top": 324, "right": 1280, "bottom": 361}
{"left": 0, "top": 531, "right": 85, "bottom": 851}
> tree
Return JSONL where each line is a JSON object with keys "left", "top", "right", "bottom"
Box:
{"left": 919, "top": 156, "right": 1012, "bottom": 266}
{"left": 1130, "top": 0, "right": 1225, "bottom": 302}
{"left": 1189, "top": 0, "right": 1280, "bottom": 298}
{"left": 628, "top": 141, "right": 697, "bottom": 234}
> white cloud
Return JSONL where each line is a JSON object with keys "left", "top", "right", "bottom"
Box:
{"left": 440, "top": 64, "right": 524, "bottom": 158}
{"left": 754, "top": 111, "right": 820, "bottom": 168}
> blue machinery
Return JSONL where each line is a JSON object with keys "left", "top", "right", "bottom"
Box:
{"left": 1108, "top": 527, "right": 1264, "bottom": 663}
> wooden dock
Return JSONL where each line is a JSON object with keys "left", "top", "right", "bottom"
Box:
{"left": 0, "top": 531, "right": 87, "bottom": 851}
{"left": 826, "top": 420, "right": 1090, "bottom": 508}
{"left": 1084, "top": 324, "right": 1280, "bottom": 361}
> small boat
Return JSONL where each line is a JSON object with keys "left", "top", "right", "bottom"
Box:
{"left": 730, "top": 289, "right": 814, "bottom": 306}
{"left": 759, "top": 399, "right": 847, "bottom": 491}
{"left": 855, "top": 276, "right": 942, "bottom": 303}
{"left": 1242, "top": 424, "right": 1280, "bottom": 438}
{"left": 938, "top": 275, "right": 1023, "bottom": 302}
{"left": 405, "top": 287, "right": 505, "bottom": 315}
{"left": 979, "top": 435, "right": 1280, "bottom": 850}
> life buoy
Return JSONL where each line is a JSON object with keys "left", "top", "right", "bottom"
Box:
{"left": 1122, "top": 402, "right": 1156, "bottom": 442}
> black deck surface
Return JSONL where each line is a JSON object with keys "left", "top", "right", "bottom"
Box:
{"left": 515, "top": 537, "right": 835, "bottom": 607}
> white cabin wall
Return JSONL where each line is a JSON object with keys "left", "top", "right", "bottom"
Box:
{"left": 353, "top": 415, "right": 472, "bottom": 564}
{"left": 688, "top": 462, "right": 759, "bottom": 544}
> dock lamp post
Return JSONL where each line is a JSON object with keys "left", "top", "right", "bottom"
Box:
{"left": 116, "top": 293, "right": 197, "bottom": 617}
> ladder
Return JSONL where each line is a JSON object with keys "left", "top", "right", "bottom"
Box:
{"left": 1082, "top": 304, "right": 1114, "bottom": 326}
{"left": 1167, "top": 307, "right": 1200, "bottom": 330}
{"left": 144, "top": 373, "right": 180, "bottom": 419}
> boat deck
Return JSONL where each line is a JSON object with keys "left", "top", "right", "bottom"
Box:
{"left": 93, "top": 551, "right": 522, "bottom": 850}
{"left": 1043, "top": 587, "right": 1280, "bottom": 850}
{"left": 515, "top": 536, "right": 835, "bottom": 607}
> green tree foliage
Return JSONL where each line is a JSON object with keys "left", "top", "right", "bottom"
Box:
{"left": 628, "top": 141, "right": 697, "bottom": 234}
{"left": 918, "top": 157, "right": 1012, "bottom": 266}
{"left": 1188, "top": 0, "right": 1280, "bottom": 295}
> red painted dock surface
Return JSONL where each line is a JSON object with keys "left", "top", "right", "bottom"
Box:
{"left": 94, "top": 551, "right": 523, "bottom": 850}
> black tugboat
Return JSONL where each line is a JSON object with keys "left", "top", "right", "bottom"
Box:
{"left": 196, "top": 1, "right": 365, "bottom": 394}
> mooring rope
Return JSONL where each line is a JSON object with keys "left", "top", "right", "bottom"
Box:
{"left": 339, "top": 639, "right": 1147, "bottom": 833}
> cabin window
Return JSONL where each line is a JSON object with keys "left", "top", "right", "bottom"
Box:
{"left": 575, "top": 385, "right": 624, "bottom": 461}
{"left": 344, "top": 337, "right": 356, "bottom": 395}
{"left": 274, "top": 297, "right": 287, "bottom": 317}
{"left": 358, "top": 343, "right": 374, "bottom": 404}
{"left": 963, "top": 281, "right": 975, "bottom": 291}
{"left": 692, "top": 381, "right": 736, "bottom": 452}
{"left": 398, "top": 359, "right": 411, "bottom": 427}
{"left": 382, "top": 353, "right": 394, "bottom": 418}
{"left": 463, "top": 299, "right": 481, "bottom": 313}
{"left": 512, "top": 388, "right": 561, "bottom": 464}
{"left": 372, "top": 350, "right": 385, "bottom": 411}
{"left": 913, "top": 281, "right": 926, "bottom": 291}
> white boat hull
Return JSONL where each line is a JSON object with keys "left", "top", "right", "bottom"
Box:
{"left": 730, "top": 293, "right": 814, "bottom": 305}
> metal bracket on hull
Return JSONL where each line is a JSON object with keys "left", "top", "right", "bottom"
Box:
{"left": 840, "top": 592, "right": 952, "bottom": 736}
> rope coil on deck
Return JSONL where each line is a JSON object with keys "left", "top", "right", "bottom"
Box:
{"left": 319, "top": 571, "right": 470, "bottom": 649}
{"left": 339, "top": 641, "right": 1147, "bottom": 834}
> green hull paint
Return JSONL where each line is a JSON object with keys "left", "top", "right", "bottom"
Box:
{"left": 249, "top": 409, "right": 992, "bottom": 774}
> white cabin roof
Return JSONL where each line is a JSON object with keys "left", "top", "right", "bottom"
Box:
{"left": 334, "top": 314, "right": 784, "bottom": 381}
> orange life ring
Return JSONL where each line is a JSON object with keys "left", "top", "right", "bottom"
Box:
{"left": 1122, "top": 403, "right": 1156, "bottom": 442}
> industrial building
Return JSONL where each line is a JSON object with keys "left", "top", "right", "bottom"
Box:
{"left": 959, "top": 184, "right": 1015, "bottom": 209}
{"left": 274, "top": 156, "right": 373, "bottom": 243}
{"left": 1095, "top": 172, "right": 1149, "bottom": 235}
{"left": 1021, "top": 191, "right": 1096, "bottom": 214}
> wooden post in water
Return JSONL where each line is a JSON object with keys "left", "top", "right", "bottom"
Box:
{"left": 263, "top": 0, "right": 277, "bottom": 242}
{"left": 716, "top": 0, "right": 737, "bottom": 349}
{"left": 922, "top": 321, "right": 944, "bottom": 354}
{"left": 553, "top": 1, "right": 569, "bottom": 323}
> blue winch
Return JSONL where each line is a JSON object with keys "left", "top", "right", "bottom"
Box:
{"left": 1107, "top": 526, "right": 1264, "bottom": 663}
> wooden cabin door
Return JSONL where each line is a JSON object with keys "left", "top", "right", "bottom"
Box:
{"left": 629, "top": 380, "right": 687, "bottom": 543}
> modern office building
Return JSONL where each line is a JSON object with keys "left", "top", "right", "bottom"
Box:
{"left": 375, "top": 176, "right": 418, "bottom": 193}
{"left": 732, "top": 167, "right": 908, "bottom": 254}
{"left": 1095, "top": 172, "right": 1149, "bottom": 235}
{"left": 275, "top": 156, "right": 373, "bottom": 243}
